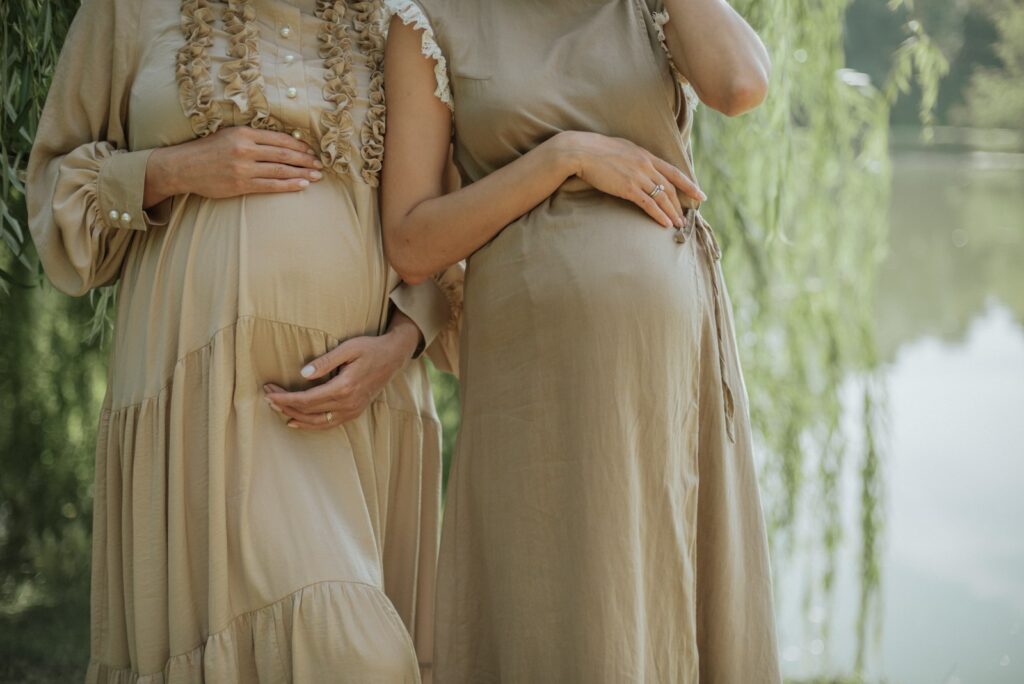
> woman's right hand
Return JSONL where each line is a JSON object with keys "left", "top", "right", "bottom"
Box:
{"left": 143, "top": 127, "right": 324, "bottom": 207}
{"left": 551, "top": 131, "right": 706, "bottom": 229}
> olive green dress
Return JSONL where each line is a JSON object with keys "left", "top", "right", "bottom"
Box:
{"left": 385, "top": 0, "right": 781, "bottom": 681}
{"left": 27, "top": 0, "right": 461, "bottom": 681}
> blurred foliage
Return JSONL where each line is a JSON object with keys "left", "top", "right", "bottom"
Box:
{"left": 846, "top": 0, "right": 1024, "bottom": 130}
{"left": 0, "top": 0, "right": 958, "bottom": 681}
{"left": 1, "top": 0, "right": 75, "bottom": 291}
{"left": 695, "top": 0, "right": 944, "bottom": 675}
{"left": 952, "top": 0, "right": 1024, "bottom": 129}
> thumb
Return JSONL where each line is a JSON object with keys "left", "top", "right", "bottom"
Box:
{"left": 300, "top": 338, "right": 364, "bottom": 380}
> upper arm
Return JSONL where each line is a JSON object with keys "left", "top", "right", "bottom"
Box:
{"left": 380, "top": 17, "right": 453, "bottom": 245}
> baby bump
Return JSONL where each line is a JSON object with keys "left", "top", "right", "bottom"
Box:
{"left": 112, "top": 182, "right": 387, "bottom": 403}
{"left": 459, "top": 191, "right": 707, "bottom": 423}
{"left": 466, "top": 191, "right": 703, "bottom": 342}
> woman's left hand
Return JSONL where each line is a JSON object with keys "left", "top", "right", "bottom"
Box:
{"left": 263, "top": 312, "right": 421, "bottom": 430}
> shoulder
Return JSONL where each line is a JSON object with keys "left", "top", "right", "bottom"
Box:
{"left": 383, "top": 0, "right": 451, "bottom": 32}
{"left": 64, "top": 0, "right": 149, "bottom": 59}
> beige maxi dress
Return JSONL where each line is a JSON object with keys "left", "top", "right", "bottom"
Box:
{"left": 385, "top": 0, "right": 781, "bottom": 681}
{"left": 27, "top": 0, "right": 461, "bottom": 681}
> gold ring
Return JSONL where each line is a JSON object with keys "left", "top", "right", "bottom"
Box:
{"left": 648, "top": 183, "right": 665, "bottom": 199}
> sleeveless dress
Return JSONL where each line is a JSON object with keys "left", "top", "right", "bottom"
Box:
{"left": 385, "top": 0, "right": 781, "bottom": 681}
{"left": 27, "top": 0, "right": 461, "bottom": 681}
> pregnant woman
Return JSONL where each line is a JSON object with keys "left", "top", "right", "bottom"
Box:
{"left": 383, "top": 0, "right": 780, "bottom": 681}
{"left": 28, "top": 0, "right": 459, "bottom": 680}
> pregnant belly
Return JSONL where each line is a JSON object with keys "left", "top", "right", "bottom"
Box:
{"left": 459, "top": 189, "right": 708, "bottom": 425}
{"left": 112, "top": 182, "right": 388, "bottom": 403}
{"left": 465, "top": 190, "right": 704, "bottom": 338}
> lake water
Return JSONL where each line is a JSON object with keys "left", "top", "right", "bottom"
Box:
{"left": 778, "top": 147, "right": 1024, "bottom": 683}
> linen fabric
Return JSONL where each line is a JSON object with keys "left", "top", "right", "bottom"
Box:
{"left": 27, "top": 0, "right": 461, "bottom": 681}
{"left": 384, "top": 0, "right": 782, "bottom": 681}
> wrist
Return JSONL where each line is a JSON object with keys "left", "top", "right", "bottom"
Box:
{"left": 547, "top": 131, "right": 586, "bottom": 179}
{"left": 144, "top": 146, "right": 182, "bottom": 207}
{"left": 385, "top": 313, "right": 422, "bottom": 360}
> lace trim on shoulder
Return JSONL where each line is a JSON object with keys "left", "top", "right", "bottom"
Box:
{"left": 220, "top": 0, "right": 283, "bottom": 131}
{"left": 382, "top": 0, "right": 453, "bottom": 111}
{"left": 315, "top": 1, "right": 359, "bottom": 174}
{"left": 176, "top": 0, "right": 222, "bottom": 136}
{"left": 352, "top": 1, "right": 387, "bottom": 186}
{"left": 652, "top": 10, "right": 699, "bottom": 115}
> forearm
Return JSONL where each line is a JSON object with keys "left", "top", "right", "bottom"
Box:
{"left": 384, "top": 132, "right": 578, "bottom": 284}
{"left": 663, "top": 0, "right": 770, "bottom": 114}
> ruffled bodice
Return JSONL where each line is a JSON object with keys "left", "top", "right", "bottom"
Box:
{"left": 136, "top": 0, "right": 387, "bottom": 185}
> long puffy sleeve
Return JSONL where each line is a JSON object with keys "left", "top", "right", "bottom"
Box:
{"left": 26, "top": 0, "right": 158, "bottom": 296}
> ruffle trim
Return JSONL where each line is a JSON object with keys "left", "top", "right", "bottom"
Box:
{"left": 84, "top": 580, "right": 418, "bottom": 684}
{"left": 175, "top": 0, "right": 377, "bottom": 181}
{"left": 315, "top": 1, "right": 358, "bottom": 175}
{"left": 176, "top": 0, "right": 222, "bottom": 136}
{"left": 220, "top": 0, "right": 283, "bottom": 131}
{"left": 382, "top": 0, "right": 454, "bottom": 111}
{"left": 352, "top": 1, "right": 387, "bottom": 186}
{"left": 652, "top": 10, "right": 699, "bottom": 117}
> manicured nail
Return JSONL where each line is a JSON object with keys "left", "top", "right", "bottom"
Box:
{"left": 310, "top": 170, "right": 322, "bottom": 180}
{"left": 698, "top": 190, "right": 707, "bottom": 201}
{"left": 264, "top": 397, "right": 283, "bottom": 414}
{"left": 313, "top": 159, "right": 323, "bottom": 168}
{"left": 298, "top": 179, "right": 310, "bottom": 188}
{"left": 287, "top": 422, "right": 299, "bottom": 429}
{"left": 300, "top": 364, "right": 315, "bottom": 378}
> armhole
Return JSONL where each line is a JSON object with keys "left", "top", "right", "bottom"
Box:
{"left": 383, "top": 0, "right": 454, "bottom": 111}
{"left": 652, "top": 10, "right": 699, "bottom": 120}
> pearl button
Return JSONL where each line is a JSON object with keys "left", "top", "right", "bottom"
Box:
{"left": 291, "top": 129, "right": 303, "bottom": 139}
{"left": 283, "top": 53, "right": 295, "bottom": 65}
{"left": 109, "top": 209, "right": 120, "bottom": 222}
{"left": 279, "top": 25, "right": 291, "bottom": 38}
{"left": 286, "top": 86, "right": 298, "bottom": 99}
{"left": 120, "top": 212, "right": 132, "bottom": 223}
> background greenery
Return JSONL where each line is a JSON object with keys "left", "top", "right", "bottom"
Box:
{"left": 2, "top": 0, "right": 1019, "bottom": 681}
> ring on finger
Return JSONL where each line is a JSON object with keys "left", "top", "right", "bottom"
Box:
{"left": 324, "top": 411, "right": 334, "bottom": 424}
{"left": 648, "top": 183, "right": 665, "bottom": 199}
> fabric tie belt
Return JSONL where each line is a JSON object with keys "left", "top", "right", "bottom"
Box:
{"left": 674, "top": 207, "right": 737, "bottom": 443}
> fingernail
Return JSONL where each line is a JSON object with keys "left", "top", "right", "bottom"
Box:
{"left": 310, "top": 170, "right": 322, "bottom": 180}
{"left": 287, "top": 422, "right": 299, "bottom": 429}
{"left": 300, "top": 364, "right": 315, "bottom": 378}
{"left": 675, "top": 215, "right": 684, "bottom": 227}
{"left": 264, "top": 397, "right": 282, "bottom": 414}
{"left": 263, "top": 384, "right": 272, "bottom": 393}
{"left": 313, "top": 159, "right": 323, "bottom": 168}
{"left": 298, "top": 179, "right": 310, "bottom": 188}
{"left": 698, "top": 190, "right": 707, "bottom": 201}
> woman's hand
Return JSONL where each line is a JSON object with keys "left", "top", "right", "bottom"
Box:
{"left": 143, "top": 127, "right": 324, "bottom": 207}
{"left": 262, "top": 312, "right": 421, "bottom": 430}
{"left": 553, "top": 131, "right": 706, "bottom": 229}
{"left": 383, "top": 18, "right": 710, "bottom": 284}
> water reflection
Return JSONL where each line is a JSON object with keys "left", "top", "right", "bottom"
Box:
{"left": 780, "top": 145, "right": 1024, "bottom": 683}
